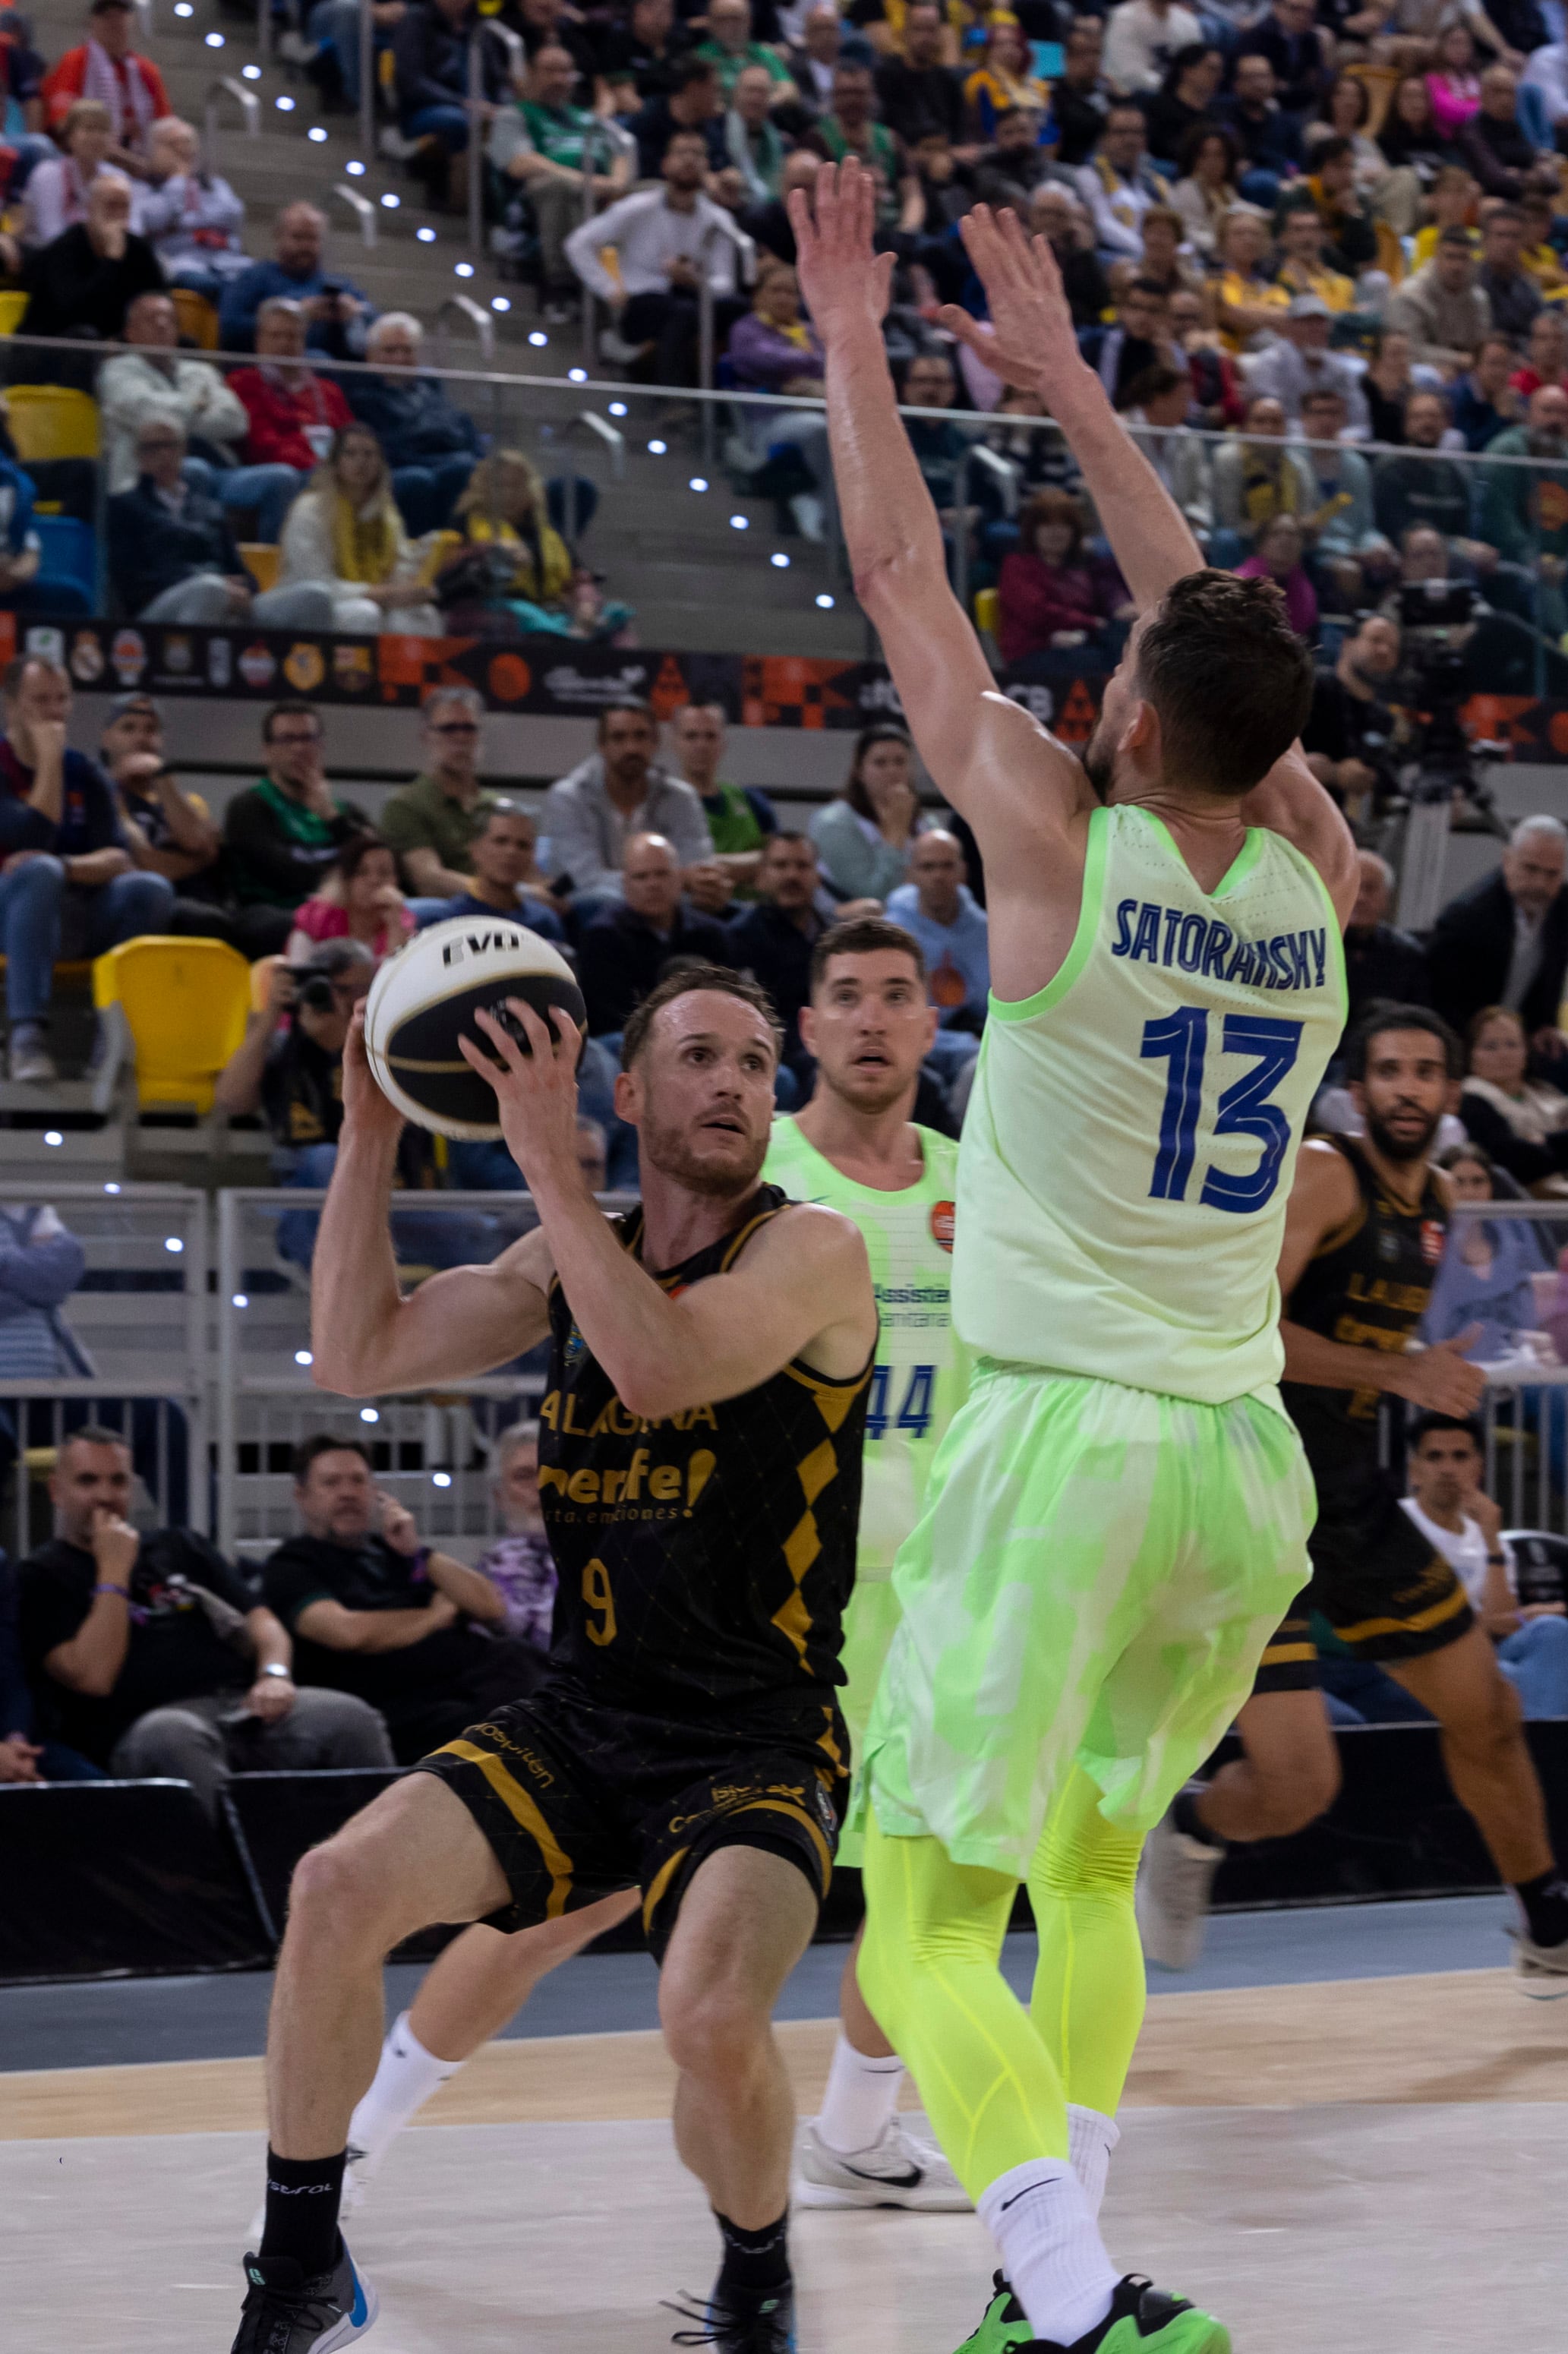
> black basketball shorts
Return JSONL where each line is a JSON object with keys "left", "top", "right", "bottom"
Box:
{"left": 413, "top": 1674, "right": 850, "bottom": 1960}
{"left": 1254, "top": 1449, "right": 1475, "bottom": 1686}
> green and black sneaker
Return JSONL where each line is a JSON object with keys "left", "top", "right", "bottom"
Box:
{"left": 954, "top": 2274, "right": 1035, "bottom": 2354}
{"left": 952, "top": 2274, "right": 1229, "bottom": 2354}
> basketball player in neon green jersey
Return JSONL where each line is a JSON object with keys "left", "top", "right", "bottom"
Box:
{"left": 306, "top": 915, "right": 972, "bottom": 2218}
{"left": 793, "top": 168, "right": 1359, "bottom": 2354}
{"left": 764, "top": 914, "right": 971, "bottom": 2210}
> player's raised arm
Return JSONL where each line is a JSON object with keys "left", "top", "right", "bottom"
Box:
{"left": 936, "top": 205, "right": 1204, "bottom": 614}
{"left": 309, "top": 1011, "right": 554, "bottom": 1396}
{"left": 792, "top": 161, "right": 1075, "bottom": 825}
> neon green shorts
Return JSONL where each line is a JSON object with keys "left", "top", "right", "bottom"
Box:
{"left": 857, "top": 1360, "right": 1316, "bottom": 1876}
{"left": 835, "top": 1572, "right": 903, "bottom": 1869}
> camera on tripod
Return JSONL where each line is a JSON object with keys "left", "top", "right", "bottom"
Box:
{"left": 1393, "top": 580, "right": 1498, "bottom": 819}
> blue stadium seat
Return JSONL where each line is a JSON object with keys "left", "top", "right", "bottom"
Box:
{"left": 33, "top": 515, "right": 96, "bottom": 607}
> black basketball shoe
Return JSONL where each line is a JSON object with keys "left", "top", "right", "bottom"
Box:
{"left": 231, "top": 2242, "right": 379, "bottom": 2353}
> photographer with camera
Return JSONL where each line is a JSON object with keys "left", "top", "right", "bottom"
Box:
{"left": 1302, "top": 612, "right": 1407, "bottom": 826}
{"left": 213, "top": 941, "right": 486, "bottom": 1272}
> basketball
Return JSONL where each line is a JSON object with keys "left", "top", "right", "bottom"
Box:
{"left": 363, "top": 915, "right": 587, "bottom": 1140}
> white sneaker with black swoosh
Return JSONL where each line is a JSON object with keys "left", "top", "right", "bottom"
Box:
{"left": 794, "top": 2119, "right": 971, "bottom": 2210}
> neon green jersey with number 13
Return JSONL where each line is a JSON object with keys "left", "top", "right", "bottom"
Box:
{"left": 958, "top": 802, "right": 1347, "bottom": 1406}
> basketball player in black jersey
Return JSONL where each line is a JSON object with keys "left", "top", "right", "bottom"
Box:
{"left": 230, "top": 964, "right": 878, "bottom": 2354}
{"left": 1139, "top": 1003, "right": 1568, "bottom": 1989}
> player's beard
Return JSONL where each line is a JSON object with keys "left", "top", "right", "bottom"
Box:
{"left": 827, "top": 1059, "right": 912, "bottom": 1116}
{"left": 639, "top": 1107, "right": 770, "bottom": 1198}
{"left": 1365, "top": 1103, "right": 1442, "bottom": 1166}
{"left": 1081, "top": 720, "right": 1115, "bottom": 803}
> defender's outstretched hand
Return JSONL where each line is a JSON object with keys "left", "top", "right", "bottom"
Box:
{"left": 935, "top": 206, "right": 1080, "bottom": 396}
{"left": 790, "top": 156, "right": 894, "bottom": 346}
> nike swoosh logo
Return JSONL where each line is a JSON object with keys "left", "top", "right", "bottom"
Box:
{"left": 998, "top": 2185, "right": 1046, "bottom": 2213}
{"left": 841, "top": 2160, "right": 923, "bottom": 2188}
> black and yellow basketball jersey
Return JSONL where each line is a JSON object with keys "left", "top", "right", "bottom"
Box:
{"left": 1281, "top": 1136, "right": 1447, "bottom": 1459}
{"left": 538, "top": 1185, "right": 872, "bottom": 1709}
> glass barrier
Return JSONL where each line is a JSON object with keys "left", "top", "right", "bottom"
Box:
{"left": 2, "top": 328, "right": 1566, "bottom": 689}
{"left": 1424, "top": 1201, "right": 1568, "bottom": 1535}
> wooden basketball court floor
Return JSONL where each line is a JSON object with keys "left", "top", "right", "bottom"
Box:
{"left": 6, "top": 1950, "right": 1568, "bottom": 2354}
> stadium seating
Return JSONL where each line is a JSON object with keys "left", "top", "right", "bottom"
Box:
{"left": 93, "top": 936, "right": 253, "bottom": 1114}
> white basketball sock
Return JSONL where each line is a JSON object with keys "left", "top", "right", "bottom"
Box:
{"left": 979, "top": 2159, "right": 1120, "bottom": 2349}
{"left": 348, "top": 2012, "right": 465, "bottom": 2166}
{"left": 815, "top": 2032, "right": 906, "bottom": 2156}
{"left": 1066, "top": 2105, "right": 1120, "bottom": 2220}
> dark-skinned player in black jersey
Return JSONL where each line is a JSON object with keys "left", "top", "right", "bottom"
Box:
{"left": 229, "top": 962, "right": 879, "bottom": 2354}
{"left": 1139, "top": 1002, "right": 1568, "bottom": 1991}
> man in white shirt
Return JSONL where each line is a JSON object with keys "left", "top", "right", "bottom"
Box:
{"left": 1521, "top": 39, "right": 1568, "bottom": 131}
{"left": 1404, "top": 1413, "right": 1568, "bottom": 1718}
{"left": 96, "top": 289, "right": 301, "bottom": 541}
{"left": 1245, "top": 294, "right": 1373, "bottom": 435}
{"left": 1074, "top": 103, "right": 1171, "bottom": 260}
{"left": 564, "top": 127, "right": 746, "bottom": 384}
{"left": 1103, "top": 0, "right": 1202, "bottom": 95}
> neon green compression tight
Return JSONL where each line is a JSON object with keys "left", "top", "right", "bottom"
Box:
{"left": 857, "top": 1768, "right": 1146, "bottom": 2201}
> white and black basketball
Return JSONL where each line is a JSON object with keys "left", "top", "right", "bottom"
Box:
{"left": 363, "top": 915, "right": 587, "bottom": 1140}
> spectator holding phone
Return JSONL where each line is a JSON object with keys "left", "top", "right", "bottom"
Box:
{"left": 217, "top": 200, "right": 374, "bottom": 358}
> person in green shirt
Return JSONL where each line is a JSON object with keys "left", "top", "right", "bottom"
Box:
{"left": 696, "top": 0, "right": 797, "bottom": 99}
{"left": 222, "top": 702, "right": 370, "bottom": 912}
{"left": 377, "top": 687, "right": 504, "bottom": 910}
{"left": 667, "top": 699, "right": 777, "bottom": 905}
{"left": 490, "top": 44, "right": 633, "bottom": 317}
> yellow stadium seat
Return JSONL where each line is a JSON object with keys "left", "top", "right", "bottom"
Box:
{"left": 241, "top": 541, "right": 282, "bottom": 591}
{"left": 5, "top": 384, "right": 99, "bottom": 462}
{"left": 93, "top": 936, "right": 253, "bottom": 1112}
{"left": 974, "top": 585, "right": 999, "bottom": 638}
{"left": 0, "top": 291, "right": 27, "bottom": 336}
{"left": 172, "top": 286, "right": 219, "bottom": 350}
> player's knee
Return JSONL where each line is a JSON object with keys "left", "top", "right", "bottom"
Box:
{"left": 660, "top": 1974, "right": 770, "bottom": 2081}
{"left": 286, "top": 1832, "right": 396, "bottom": 1954}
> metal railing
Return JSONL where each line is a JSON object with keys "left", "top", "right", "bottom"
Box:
{"left": 213, "top": 1188, "right": 636, "bottom": 1554}
{"left": 203, "top": 76, "right": 260, "bottom": 162}
{"left": 0, "top": 1182, "right": 210, "bottom": 1548}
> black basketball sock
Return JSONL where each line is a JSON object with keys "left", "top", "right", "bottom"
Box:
{"left": 259, "top": 2148, "right": 346, "bottom": 2279}
{"left": 1513, "top": 1870, "right": 1568, "bottom": 1950}
{"left": 715, "top": 2210, "right": 791, "bottom": 2313}
{"left": 1172, "top": 1785, "right": 1226, "bottom": 1852}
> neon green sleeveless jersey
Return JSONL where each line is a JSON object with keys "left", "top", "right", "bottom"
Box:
{"left": 763, "top": 1115, "right": 969, "bottom": 1573}
{"left": 958, "top": 802, "right": 1346, "bottom": 1405}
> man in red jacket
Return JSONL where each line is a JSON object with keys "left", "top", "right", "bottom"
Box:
{"left": 229, "top": 298, "right": 353, "bottom": 481}
{"left": 41, "top": 0, "right": 169, "bottom": 176}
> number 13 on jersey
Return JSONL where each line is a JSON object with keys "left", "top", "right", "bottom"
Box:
{"left": 1141, "top": 1008, "right": 1304, "bottom": 1214}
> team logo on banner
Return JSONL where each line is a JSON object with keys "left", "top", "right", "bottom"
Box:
{"left": 285, "top": 642, "right": 325, "bottom": 693}
{"left": 161, "top": 633, "right": 194, "bottom": 675}
{"left": 68, "top": 630, "right": 103, "bottom": 683}
{"left": 110, "top": 629, "right": 146, "bottom": 685}
{"left": 25, "top": 626, "right": 64, "bottom": 667}
{"left": 333, "top": 643, "right": 372, "bottom": 693}
{"left": 207, "top": 635, "right": 232, "bottom": 688}
{"left": 487, "top": 651, "right": 530, "bottom": 702}
{"left": 238, "top": 641, "right": 276, "bottom": 689}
